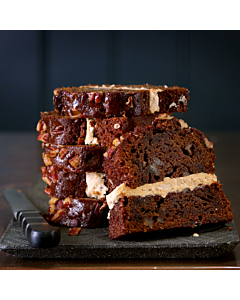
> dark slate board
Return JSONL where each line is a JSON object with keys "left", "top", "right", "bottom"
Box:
{"left": 0, "top": 174, "right": 239, "bottom": 259}
{"left": 0, "top": 219, "right": 239, "bottom": 259}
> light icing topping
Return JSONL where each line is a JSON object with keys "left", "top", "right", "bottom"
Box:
{"left": 106, "top": 173, "right": 217, "bottom": 211}
{"left": 178, "top": 119, "right": 189, "bottom": 129}
{"left": 85, "top": 119, "right": 99, "bottom": 145}
{"left": 85, "top": 172, "right": 108, "bottom": 200}
{"left": 157, "top": 113, "right": 174, "bottom": 120}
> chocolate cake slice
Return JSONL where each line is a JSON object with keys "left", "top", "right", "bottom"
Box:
{"left": 37, "top": 111, "right": 162, "bottom": 148}
{"left": 42, "top": 143, "right": 104, "bottom": 173}
{"left": 103, "top": 114, "right": 216, "bottom": 192}
{"left": 41, "top": 166, "right": 108, "bottom": 200}
{"left": 36, "top": 111, "right": 87, "bottom": 145}
{"left": 53, "top": 84, "right": 189, "bottom": 118}
{"left": 44, "top": 196, "right": 108, "bottom": 228}
{"left": 41, "top": 166, "right": 87, "bottom": 198}
{"left": 93, "top": 112, "right": 161, "bottom": 150}
{"left": 103, "top": 114, "right": 233, "bottom": 239}
{"left": 107, "top": 174, "right": 233, "bottom": 239}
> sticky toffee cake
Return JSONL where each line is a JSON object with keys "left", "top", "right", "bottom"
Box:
{"left": 37, "top": 111, "right": 162, "bottom": 149}
{"left": 106, "top": 174, "right": 232, "bottom": 239}
{"left": 44, "top": 196, "right": 108, "bottom": 228}
{"left": 103, "top": 114, "right": 232, "bottom": 239}
{"left": 35, "top": 84, "right": 233, "bottom": 240}
{"left": 103, "top": 114, "right": 216, "bottom": 192}
{"left": 53, "top": 84, "right": 189, "bottom": 118}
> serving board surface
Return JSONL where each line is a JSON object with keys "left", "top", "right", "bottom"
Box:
{"left": 0, "top": 218, "right": 238, "bottom": 259}
{"left": 0, "top": 175, "right": 239, "bottom": 259}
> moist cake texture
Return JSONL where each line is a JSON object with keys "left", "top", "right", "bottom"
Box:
{"left": 35, "top": 83, "right": 233, "bottom": 239}
{"left": 108, "top": 179, "right": 233, "bottom": 239}
{"left": 37, "top": 111, "right": 162, "bottom": 149}
{"left": 103, "top": 114, "right": 216, "bottom": 192}
{"left": 93, "top": 113, "right": 161, "bottom": 149}
{"left": 53, "top": 84, "right": 189, "bottom": 118}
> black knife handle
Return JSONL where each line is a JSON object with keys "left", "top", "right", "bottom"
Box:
{"left": 16, "top": 210, "right": 61, "bottom": 248}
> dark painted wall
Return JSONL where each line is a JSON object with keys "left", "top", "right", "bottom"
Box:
{"left": 0, "top": 30, "right": 239, "bottom": 132}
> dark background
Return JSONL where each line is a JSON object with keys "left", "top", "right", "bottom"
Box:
{"left": 0, "top": 30, "right": 239, "bottom": 132}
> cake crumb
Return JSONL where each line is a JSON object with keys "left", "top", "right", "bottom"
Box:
{"left": 228, "top": 226, "right": 232, "bottom": 231}
{"left": 193, "top": 233, "right": 199, "bottom": 237}
{"left": 68, "top": 227, "right": 82, "bottom": 236}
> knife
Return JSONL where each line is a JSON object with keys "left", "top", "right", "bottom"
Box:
{"left": 3, "top": 188, "right": 61, "bottom": 248}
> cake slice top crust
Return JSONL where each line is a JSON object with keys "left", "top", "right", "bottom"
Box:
{"left": 53, "top": 84, "right": 189, "bottom": 118}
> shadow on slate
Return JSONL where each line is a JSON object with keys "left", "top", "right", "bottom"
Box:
{"left": 0, "top": 174, "right": 239, "bottom": 259}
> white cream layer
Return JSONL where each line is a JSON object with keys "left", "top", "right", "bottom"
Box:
{"left": 85, "top": 172, "right": 108, "bottom": 200}
{"left": 84, "top": 119, "right": 99, "bottom": 145}
{"left": 106, "top": 173, "right": 217, "bottom": 210}
{"left": 156, "top": 113, "right": 189, "bottom": 129}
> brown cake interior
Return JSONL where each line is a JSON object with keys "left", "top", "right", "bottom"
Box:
{"left": 103, "top": 116, "right": 216, "bottom": 191}
{"left": 109, "top": 182, "right": 233, "bottom": 239}
{"left": 35, "top": 84, "right": 234, "bottom": 238}
{"left": 93, "top": 113, "right": 161, "bottom": 149}
{"left": 37, "top": 111, "right": 162, "bottom": 149}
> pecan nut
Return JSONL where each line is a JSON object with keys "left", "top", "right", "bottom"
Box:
{"left": 42, "top": 153, "right": 52, "bottom": 166}
{"left": 51, "top": 125, "right": 64, "bottom": 134}
{"left": 36, "top": 120, "right": 47, "bottom": 132}
{"left": 126, "top": 96, "right": 133, "bottom": 107}
{"left": 51, "top": 208, "right": 65, "bottom": 222}
{"left": 69, "top": 155, "right": 80, "bottom": 168}
{"left": 68, "top": 227, "right": 82, "bottom": 236}
{"left": 44, "top": 187, "right": 51, "bottom": 195}
{"left": 63, "top": 197, "right": 72, "bottom": 208}
{"left": 37, "top": 133, "right": 49, "bottom": 143}
{"left": 42, "top": 175, "right": 52, "bottom": 186}
{"left": 59, "top": 147, "right": 68, "bottom": 159}
{"left": 95, "top": 93, "right": 103, "bottom": 103}
{"left": 49, "top": 197, "right": 60, "bottom": 204}
{"left": 48, "top": 148, "right": 59, "bottom": 158}
{"left": 88, "top": 92, "right": 95, "bottom": 102}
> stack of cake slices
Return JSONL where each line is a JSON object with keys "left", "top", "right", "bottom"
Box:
{"left": 36, "top": 84, "right": 233, "bottom": 238}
